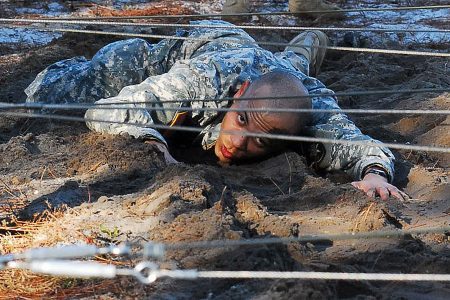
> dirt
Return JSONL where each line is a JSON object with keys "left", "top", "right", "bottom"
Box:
{"left": 0, "top": 0, "right": 449, "bottom": 299}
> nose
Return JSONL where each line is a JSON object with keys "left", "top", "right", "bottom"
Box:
{"left": 230, "top": 133, "right": 247, "bottom": 150}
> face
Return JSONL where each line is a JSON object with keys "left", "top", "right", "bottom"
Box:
{"left": 214, "top": 97, "right": 299, "bottom": 165}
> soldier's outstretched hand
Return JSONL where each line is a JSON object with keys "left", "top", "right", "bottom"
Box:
{"left": 351, "top": 173, "right": 409, "bottom": 201}
{"left": 145, "top": 140, "right": 179, "bottom": 165}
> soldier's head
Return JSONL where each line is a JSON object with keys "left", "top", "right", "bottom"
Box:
{"left": 215, "top": 70, "right": 312, "bottom": 164}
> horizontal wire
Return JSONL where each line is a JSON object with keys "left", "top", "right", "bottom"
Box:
{"left": 2, "top": 229, "right": 449, "bottom": 283}
{"left": 165, "top": 226, "right": 450, "bottom": 250}
{"left": 6, "top": 260, "right": 450, "bottom": 283}
{"left": 3, "top": 25, "right": 449, "bottom": 57}
{"left": 2, "top": 17, "right": 450, "bottom": 34}
{"left": 67, "top": 88, "right": 450, "bottom": 103}
{"left": 196, "top": 271, "right": 450, "bottom": 281}
{"left": 1, "top": 111, "right": 449, "bottom": 153}
{"left": 2, "top": 227, "right": 446, "bottom": 262}
{"left": 41, "top": 5, "right": 450, "bottom": 20}
{"left": 2, "top": 102, "right": 450, "bottom": 116}
{"left": 3, "top": 86, "right": 448, "bottom": 113}
{"left": 10, "top": 87, "right": 446, "bottom": 108}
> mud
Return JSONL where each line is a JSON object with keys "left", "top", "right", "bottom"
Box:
{"left": 0, "top": 0, "right": 449, "bottom": 299}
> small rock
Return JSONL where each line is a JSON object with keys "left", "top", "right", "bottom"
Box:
{"left": 306, "top": 242, "right": 315, "bottom": 250}
{"left": 140, "top": 192, "right": 173, "bottom": 216}
{"left": 11, "top": 176, "right": 22, "bottom": 185}
{"left": 23, "top": 133, "right": 34, "bottom": 141}
{"left": 98, "top": 196, "right": 110, "bottom": 203}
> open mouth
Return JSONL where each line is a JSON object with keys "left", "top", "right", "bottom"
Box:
{"left": 220, "top": 145, "right": 233, "bottom": 159}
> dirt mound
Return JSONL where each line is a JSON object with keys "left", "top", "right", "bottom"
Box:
{"left": 0, "top": 131, "right": 166, "bottom": 220}
{"left": 1, "top": 153, "right": 439, "bottom": 298}
{"left": 2, "top": 153, "right": 446, "bottom": 298}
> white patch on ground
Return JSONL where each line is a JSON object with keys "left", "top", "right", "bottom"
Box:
{"left": 251, "top": 0, "right": 298, "bottom": 26}
{"left": 14, "top": 1, "right": 68, "bottom": 16}
{"left": 180, "top": 0, "right": 222, "bottom": 15}
{"left": 0, "top": 27, "right": 61, "bottom": 45}
{"left": 345, "top": 1, "right": 450, "bottom": 45}
{"left": 2, "top": 1, "right": 67, "bottom": 46}
{"left": 1, "top": 0, "right": 449, "bottom": 47}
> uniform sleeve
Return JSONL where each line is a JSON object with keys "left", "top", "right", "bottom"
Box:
{"left": 303, "top": 78, "right": 395, "bottom": 182}
{"left": 84, "top": 60, "right": 220, "bottom": 145}
{"left": 84, "top": 92, "right": 168, "bottom": 146}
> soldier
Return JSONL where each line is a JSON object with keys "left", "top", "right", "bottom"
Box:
{"left": 25, "top": 20, "right": 405, "bottom": 201}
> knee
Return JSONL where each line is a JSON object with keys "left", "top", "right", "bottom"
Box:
{"left": 91, "top": 38, "right": 151, "bottom": 70}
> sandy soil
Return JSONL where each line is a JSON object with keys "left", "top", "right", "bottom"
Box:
{"left": 0, "top": 0, "right": 449, "bottom": 299}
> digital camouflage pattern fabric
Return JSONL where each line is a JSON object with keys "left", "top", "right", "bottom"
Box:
{"left": 25, "top": 20, "right": 395, "bottom": 181}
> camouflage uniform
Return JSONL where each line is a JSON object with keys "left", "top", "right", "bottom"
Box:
{"left": 25, "top": 20, "right": 395, "bottom": 181}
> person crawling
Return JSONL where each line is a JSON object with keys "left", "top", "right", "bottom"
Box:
{"left": 25, "top": 20, "right": 407, "bottom": 201}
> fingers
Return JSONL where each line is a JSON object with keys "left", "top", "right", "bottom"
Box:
{"left": 386, "top": 186, "right": 410, "bottom": 201}
{"left": 388, "top": 187, "right": 410, "bottom": 201}
{"left": 352, "top": 181, "right": 373, "bottom": 198}
{"left": 351, "top": 181, "right": 362, "bottom": 189}
{"left": 376, "top": 187, "right": 390, "bottom": 201}
{"left": 352, "top": 181, "right": 376, "bottom": 198}
{"left": 399, "top": 190, "right": 411, "bottom": 200}
{"left": 389, "top": 188, "right": 404, "bottom": 201}
{"left": 366, "top": 189, "right": 376, "bottom": 198}
{"left": 352, "top": 180, "right": 409, "bottom": 201}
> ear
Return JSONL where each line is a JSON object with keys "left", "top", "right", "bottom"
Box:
{"left": 233, "top": 80, "right": 250, "bottom": 98}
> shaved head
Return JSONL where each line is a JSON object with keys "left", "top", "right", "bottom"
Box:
{"left": 241, "top": 70, "right": 312, "bottom": 133}
{"left": 215, "top": 70, "right": 313, "bottom": 164}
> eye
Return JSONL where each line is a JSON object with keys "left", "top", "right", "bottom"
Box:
{"left": 237, "top": 114, "right": 246, "bottom": 125}
{"left": 255, "top": 137, "right": 265, "bottom": 147}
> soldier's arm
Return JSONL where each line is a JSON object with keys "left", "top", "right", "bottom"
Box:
{"left": 302, "top": 79, "right": 395, "bottom": 182}
{"left": 84, "top": 84, "right": 169, "bottom": 146}
{"left": 85, "top": 60, "right": 220, "bottom": 149}
{"left": 300, "top": 78, "right": 408, "bottom": 200}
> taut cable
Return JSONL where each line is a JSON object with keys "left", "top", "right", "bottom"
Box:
{"left": 1, "top": 111, "right": 449, "bottom": 153}
{"left": 165, "top": 226, "right": 450, "bottom": 250}
{"left": 2, "top": 102, "right": 450, "bottom": 116}
{"left": 2, "top": 25, "right": 450, "bottom": 57}
{"left": 2, "top": 18, "right": 450, "bottom": 34}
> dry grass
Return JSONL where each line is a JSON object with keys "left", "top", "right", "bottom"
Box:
{"left": 0, "top": 2, "right": 171, "bottom": 295}
{"left": 0, "top": 271, "right": 129, "bottom": 299}
{"left": 0, "top": 209, "right": 66, "bottom": 298}
{"left": 0, "top": 207, "right": 113, "bottom": 298}
{"left": 0, "top": 269, "right": 59, "bottom": 299}
{"left": 1, "top": 207, "right": 77, "bottom": 252}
